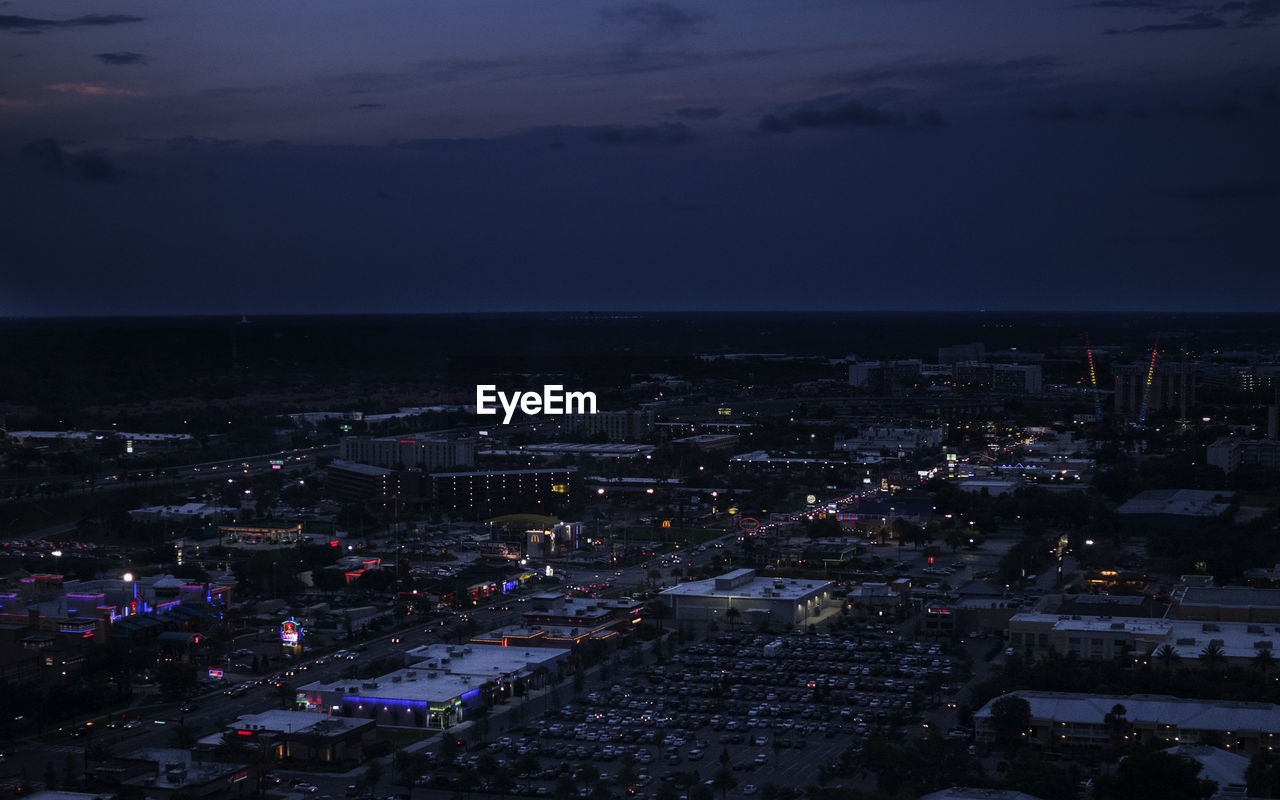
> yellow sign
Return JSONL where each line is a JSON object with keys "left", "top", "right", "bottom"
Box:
{"left": 551, "top": 484, "right": 567, "bottom": 494}
{"left": 728, "top": 507, "right": 737, "bottom": 515}
{"left": 662, "top": 520, "right": 671, "bottom": 528}
{"left": 717, "top": 407, "right": 732, "bottom": 416}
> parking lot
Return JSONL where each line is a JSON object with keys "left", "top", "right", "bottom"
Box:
{"left": 420, "top": 629, "right": 958, "bottom": 798}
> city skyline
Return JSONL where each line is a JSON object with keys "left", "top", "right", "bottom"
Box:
{"left": 2, "top": 1, "right": 1278, "bottom": 315}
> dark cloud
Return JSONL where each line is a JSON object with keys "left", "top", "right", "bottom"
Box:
{"left": 19, "top": 138, "right": 64, "bottom": 171}
{"left": 831, "top": 57, "right": 1064, "bottom": 101}
{"left": 1234, "top": 0, "right": 1280, "bottom": 24}
{"left": 587, "top": 122, "right": 694, "bottom": 144}
{"left": 0, "top": 13, "right": 144, "bottom": 33}
{"left": 673, "top": 106, "right": 722, "bottom": 120}
{"left": 70, "top": 151, "right": 119, "bottom": 183}
{"left": 163, "top": 136, "right": 241, "bottom": 150}
{"left": 95, "top": 51, "right": 148, "bottom": 66}
{"left": 1167, "top": 179, "right": 1280, "bottom": 200}
{"left": 758, "top": 97, "right": 942, "bottom": 134}
{"left": 395, "top": 137, "right": 495, "bottom": 153}
{"left": 1127, "top": 98, "right": 1261, "bottom": 121}
{"left": 599, "top": 3, "right": 712, "bottom": 43}
{"left": 1027, "top": 104, "right": 1111, "bottom": 121}
{"left": 1104, "top": 11, "right": 1227, "bottom": 32}
{"left": 352, "top": 103, "right": 383, "bottom": 110}
{"left": 1081, "top": 1, "right": 1201, "bottom": 9}
{"left": 1098, "top": 0, "right": 1280, "bottom": 31}
{"left": 19, "top": 138, "right": 118, "bottom": 182}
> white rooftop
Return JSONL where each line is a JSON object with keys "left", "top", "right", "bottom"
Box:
{"left": 300, "top": 668, "right": 482, "bottom": 703}
{"left": 977, "top": 691, "right": 1280, "bottom": 733}
{"left": 403, "top": 643, "right": 569, "bottom": 677}
{"left": 1165, "top": 745, "right": 1249, "bottom": 790}
{"left": 1117, "top": 489, "right": 1235, "bottom": 517}
{"left": 230, "top": 709, "right": 371, "bottom": 735}
{"left": 661, "top": 569, "right": 831, "bottom": 601}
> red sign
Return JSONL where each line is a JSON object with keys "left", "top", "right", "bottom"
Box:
{"left": 738, "top": 517, "right": 760, "bottom": 531}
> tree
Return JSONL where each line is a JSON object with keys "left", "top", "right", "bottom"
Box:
{"left": 1099, "top": 744, "right": 1216, "bottom": 800}
{"left": 439, "top": 734, "right": 461, "bottom": 764}
{"left": 555, "top": 776, "right": 578, "bottom": 800}
{"left": 990, "top": 695, "right": 1032, "bottom": 753}
{"left": 1154, "top": 643, "right": 1181, "bottom": 673}
{"left": 362, "top": 760, "right": 384, "bottom": 795}
{"left": 1104, "top": 703, "right": 1130, "bottom": 750}
{"left": 156, "top": 661, "right": 198, "bottom": 698}
{"left": 274, "top": 681, "right": 297, "bottom": 710}
{"left": 490, "top": 768, "right": 516, "bottom": 800}
{"left": 1246, "top": 752, "right": 1280, "bottom": 799}
{"left": 1003, "top": 749, "right": 1075, "bottom": 800}
{"left": 1199, "top": 642, "right": 1226, "bottom": 675}
{"left": 1255, "top": 648, "right": 1277, "bottom": 682}
{"left": 712, "top": 767, "right": 737, "bottom": 800}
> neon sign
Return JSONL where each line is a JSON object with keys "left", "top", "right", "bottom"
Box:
{"left": 281, "top": 617, "right": 303, "bottom": 645}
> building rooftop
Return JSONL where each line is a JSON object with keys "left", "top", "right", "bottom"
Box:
{"left": 1117, "top": 489, "right": 1235, "bottom": 517}
{"left": 299, "top": 668, "right": 483, "bottom": 703}
{"left": 230, "top": 710, "right": 372, "bottom": 735}
{"left": 1181, "top": 585, "right": 1280, "bottom": 609}
{"left": 661, "top": 570, "right": 831, "bottom": 601}
{"left": 919, "top": 790, "right": 1046, "bottom": 800}
{"left": 976, "top": 691, "right": 1280, "bottom": 733}
{"left": 122, "top": 748, "right": 244, "bottom": 791}
{"left": 430, "top": 467, "right": 578, "bottom": 478}
{"left": 403, "top": 643, "right": 569, "bottom": 677}
{"left": 1164, "top": 745, "right": 1249, "bottom": 791}
{"left": 471, "top": 624, "right": 621, "bottom": 644}
{"left": 328, "top": 461, "right": 396, "bottom": 477}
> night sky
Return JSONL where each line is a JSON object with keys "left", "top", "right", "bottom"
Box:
{"left": 2, "top": 1, "right": 1278, "bottom": 315}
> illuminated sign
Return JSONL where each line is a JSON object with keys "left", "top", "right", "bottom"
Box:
{"left": 805, "top": 494, "right": 816, "bottom": 504}
{"left": 662, "top": 520, "right": 671, "bottom": 528}
{"left": 717, "top": 407, "right": 732, "bottom": 416}
{"left": 551, "top": 484, "right": 568, "bottom": 494}
{"left": 738, "top": 517, "right": 760, "bottom": 531}
{"left": 280, "top": 617, "right": 303, "bottom": 645}
{"left": 208, "top": 668, "right": 224, "bottom": 679}
{"left": 270, "top": 460, "right": 284, "bottom": 470}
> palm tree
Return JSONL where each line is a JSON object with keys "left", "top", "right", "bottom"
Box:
{"left": 712, "top": 767, "right": 737, "bottom": 800}
{"left": 1200, "top": 642, "right": 1226, "bottom": 674}
{"left": 1154, "top": 643, "right": 1181, "bottom": 673}
{"left": 1254, "top": 648, "right": 1276, "bottom": 682}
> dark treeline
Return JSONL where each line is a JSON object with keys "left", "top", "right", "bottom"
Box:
{"left": 6, "top": 312, "right": 1280, "bottom": 412}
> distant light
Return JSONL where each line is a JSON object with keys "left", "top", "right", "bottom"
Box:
{"left": 123, "top": 573, "right": 134, "bottom": 582}
{"left": 597, "top": 488, "right": 605, "bottom": 495}
{"left": 51, "top": 550, "right": 63, "bottom": 557}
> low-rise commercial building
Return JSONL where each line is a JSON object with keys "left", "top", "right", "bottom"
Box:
{"left": 1008, "top": 610, "right": 1280, "bottom": 666}
{"left": 976, "top": 691, "right": 1280, "bottom": 755}
{"left": 221, "top": 710, "right": 375, "bottom": 763}
{"left": 660, "top": 569, "right": 833, "bottom": 630}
